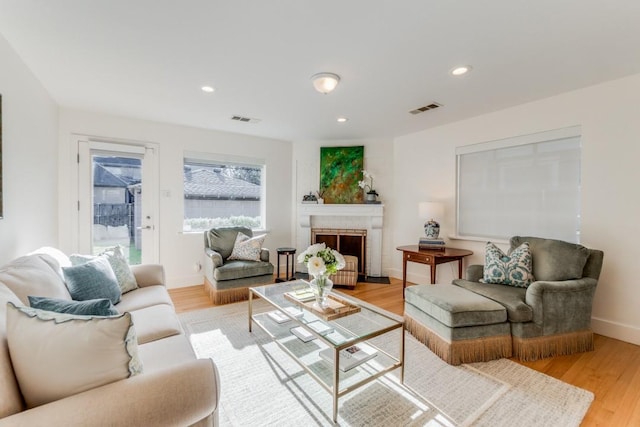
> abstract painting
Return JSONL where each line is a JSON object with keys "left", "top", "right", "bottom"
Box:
{"left": 320, "top": 146, "right": 364, "bottom": 204}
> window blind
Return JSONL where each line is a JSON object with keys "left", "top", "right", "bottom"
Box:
{"left": 456, "top": 126, "right": 581, "bottom": 243}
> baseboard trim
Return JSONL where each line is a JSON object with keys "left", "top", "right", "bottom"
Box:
{"left": 591, "top": 317, "right": 640, "bottom": 345}
{"left": 167, "top": 274, "right": 204, "bottom": 289}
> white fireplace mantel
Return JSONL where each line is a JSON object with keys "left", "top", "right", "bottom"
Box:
{"left": 298, "top": 204, "right": 384, "bottom": 228}
{"left": 297, "top": 204, "right": 384, "bottom": 276}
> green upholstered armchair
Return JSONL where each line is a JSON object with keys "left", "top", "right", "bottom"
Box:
{"left": 203, "top": 227, "right": 274, "bottom": 304}
{"left": 452, "top": 236, "right": 604, "bottom": 361}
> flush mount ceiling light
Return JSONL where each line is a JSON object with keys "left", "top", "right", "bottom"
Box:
{"left": 337, "top": 117, "right": 348, "bottom": 123}
{"left": 450, "top": 65, "right": 472, "bottom": 76}
{"left": 201, "top": 85, "right": 215, "bottom": 93}
{"left": 311, "top": 72, "right": 340, "bottom": 94}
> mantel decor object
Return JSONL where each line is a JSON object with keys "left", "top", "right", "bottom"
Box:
{"left": 302, "top": 193, "right": 318, "bottom": 204}
{"left": 359, "top": 170, "right": 379, "bottom": 203}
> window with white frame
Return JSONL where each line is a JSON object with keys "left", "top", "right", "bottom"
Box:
{"left": 456, "top": 126, "right": 581, "bottom": 243}
{"left": 183, "top": 153, "right": 265, "bottom": 232}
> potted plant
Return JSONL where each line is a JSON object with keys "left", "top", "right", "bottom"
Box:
{"left": 358, "top": 170, "right": 378, "bottom": 203}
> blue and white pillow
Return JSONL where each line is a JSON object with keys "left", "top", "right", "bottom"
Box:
{"left": 481, "top": 242, "right": 534, "bottom": 288}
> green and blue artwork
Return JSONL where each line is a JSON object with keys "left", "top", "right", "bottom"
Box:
{"left": 320, "top": 146, "right": 364, "bottom": 204}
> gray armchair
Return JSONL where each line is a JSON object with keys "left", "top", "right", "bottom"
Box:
{"left": 203, "top": 227, "right": 274, "bottom": 304}
{"left": 453, "top": 236, "right": 604, "bottom": 361}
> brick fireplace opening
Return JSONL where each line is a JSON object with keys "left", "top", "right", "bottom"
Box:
{"left": 311, "top": 228, "right": 366, "bottom": 276}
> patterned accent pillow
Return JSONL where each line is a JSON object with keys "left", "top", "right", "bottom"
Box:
{"left": 100, "top": 246, "right": 139, "bottom": 293}
{"left": 228, "top": 233, "right": 266, "bottom": 261}
{"left": 70, "top": 246, "right": 138, "bottom": 294}
{"left": 5, "top": 302, "right": 142, "bottom": 408}
{"left": 28, "top": 296, "right": 119, "bottom": 316}
{"left": 481, "top": 242, "right": 534, "bottom": 288}
{"left": 63, "top": 257, "right": 122, "bottom": 304}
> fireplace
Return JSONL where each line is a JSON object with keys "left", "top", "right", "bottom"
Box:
{"left": 297, "top": 204, "right": 384, "bottom": 277}
{"left": 312, "top": 228, "right": 366, "bottom": 276}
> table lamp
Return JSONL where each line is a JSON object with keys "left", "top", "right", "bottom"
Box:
{"left": 419, "top": 202, "right": 444, "bottom": 239}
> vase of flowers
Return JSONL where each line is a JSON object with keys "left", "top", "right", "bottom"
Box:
{"left": 297, "top": 243, "right": 346, "bottom": 309}
{"left": 358, "top": 170, "right": 379, "bottom": 203}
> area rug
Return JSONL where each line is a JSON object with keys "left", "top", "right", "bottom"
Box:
{"left": 179, "top": 301, "right": 593, "bottom": 426}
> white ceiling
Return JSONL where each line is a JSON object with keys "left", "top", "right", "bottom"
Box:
{"left": 1, "top": 1, "right": 639, "bottom": 141}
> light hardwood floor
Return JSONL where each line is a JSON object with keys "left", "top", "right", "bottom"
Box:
{"left": 169, "top": 278, "right": 640, "bottom": 426}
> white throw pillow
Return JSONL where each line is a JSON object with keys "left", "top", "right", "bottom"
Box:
{"left": 5, "top": 303, "right": 143, "bottom": 408}
{"left": 228, "top": 233, "right": 266, "bottom": 261}
{"left": 0, "top": 254, "right": 72, "bottom": 305}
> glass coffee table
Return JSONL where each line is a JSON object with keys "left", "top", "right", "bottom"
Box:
{"left": 249, "top": 281, "right": 404, "bottom": 422}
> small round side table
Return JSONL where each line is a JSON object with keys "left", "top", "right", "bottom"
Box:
{"left": 275, "top": 247, "right": 297, "bottom": 282}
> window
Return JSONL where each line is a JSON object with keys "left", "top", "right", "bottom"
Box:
{"left": 456, "top": 126, "right": 581, "bottom": 242}
{"left": 183, "top": 153, "right": 265, "bottom": 232}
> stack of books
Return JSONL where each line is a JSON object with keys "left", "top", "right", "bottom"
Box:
{"left": 419, "top": 237, "right": 446, "bottom": 250}
{"left": 319, "top": 343, "right": 378, "bottom": 372}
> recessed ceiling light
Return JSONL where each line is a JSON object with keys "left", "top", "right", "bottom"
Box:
{"left": 337, "top": 117, "right": 348, "bottom": 123}
{"left": 450, "top": 65, "right": 472, "bottom": 76}
{"left": 201, "top": 86, "right": 215, "bottom": 93}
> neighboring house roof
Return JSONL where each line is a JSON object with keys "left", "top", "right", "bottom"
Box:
{"left": 94, "top": 157, "right": 142, "bottom": 187}
{"left": 94, "top": 163, "right": 131, "bottom": 188}
{"left": 184, "top": 168, "right": 260, "bottom": 200}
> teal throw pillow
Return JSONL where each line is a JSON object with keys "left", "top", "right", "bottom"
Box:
{"left": 63, "top": 257, "right": 122, "bottom": 304}
{"left": 28, "top": 296, "right": 118, "bottom": 316}
{"left": 481, "top": 242, "right": 534, "bottom": 288}
{"left": 70, "top": 245, "right": 138, "bottom": 294}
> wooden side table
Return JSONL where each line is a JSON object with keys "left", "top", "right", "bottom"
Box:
{"left": 396, "top": 245, "right": 473, "bottom": 290}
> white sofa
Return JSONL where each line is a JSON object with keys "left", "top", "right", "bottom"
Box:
{"left": 0, "top": 248, "right": 219, "bottom": 426}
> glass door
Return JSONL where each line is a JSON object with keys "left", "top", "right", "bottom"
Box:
{"left": 77, "top": 141, "right": 158, "bottom": 264}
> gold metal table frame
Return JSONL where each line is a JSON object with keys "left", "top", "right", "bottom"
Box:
{"left": 249, "top": 281, "right": 405, "bottom": 422}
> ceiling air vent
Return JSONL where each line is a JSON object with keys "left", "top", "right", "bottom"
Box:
{"left": 409, "top": 102, "right": 442, "bottom": 115}
{"left": 230, "top": 115, "right": 261, "bottom": 124}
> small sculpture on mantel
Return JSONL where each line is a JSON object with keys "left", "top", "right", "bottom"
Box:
{"left": 302, "top": 192, "right": 318, "bottom": 204}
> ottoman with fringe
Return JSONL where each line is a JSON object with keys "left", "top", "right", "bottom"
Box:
{"left": 404, "top": 284, "right": 512, "bottom": 365}
{"left": 204, "top": 276, "right": 273, "bottom": 305}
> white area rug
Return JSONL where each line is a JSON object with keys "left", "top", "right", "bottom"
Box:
{"left": 179, "top": 301, "right": 593, "bottom": 426}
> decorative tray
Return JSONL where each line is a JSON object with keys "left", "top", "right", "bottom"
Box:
{"left": 284, "top": 293, "right": 361, "bottom": 321}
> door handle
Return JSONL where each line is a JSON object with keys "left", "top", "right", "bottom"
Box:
{"left": 136, "top": 225, "right": 154, "bottom": 230}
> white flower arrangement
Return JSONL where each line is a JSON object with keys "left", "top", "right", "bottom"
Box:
{"left": 297, "top": 243, "right": 346, "bottom": 277}
{"left": 358, "top": 170, "right": 378, "bottom": 195}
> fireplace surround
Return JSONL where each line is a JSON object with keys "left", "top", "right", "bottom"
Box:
{"left": 297, "top": 204, "right": 383, "bottom": 277}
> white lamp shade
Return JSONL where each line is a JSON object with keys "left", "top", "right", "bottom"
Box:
{"left": 311, "top": 73, "right": 340, "bottom": 94}
{"left": 419, "top": 202, "right": 444, "bottom": 220}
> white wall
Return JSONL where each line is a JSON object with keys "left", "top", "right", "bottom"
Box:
{"left": 0, "top": 34, "right": 58, "bottom": 265}
{"left": 58, "top": 109, "right": 293, "bottom": 287}
{"left": 292, "top": 138, "right": 395, "bottom": 274}
{"left": 392, "top": 73, "right": 640, "bottom": 345}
